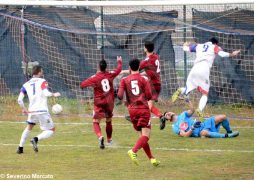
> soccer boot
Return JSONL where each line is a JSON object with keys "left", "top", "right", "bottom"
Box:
{"left": 127, "top": 149, "right": 139, "bottom": 165}
{"left": 160, "top": 115, "right": 167, "bottom": 130}
{"left": 107, "top": 139, "right": 113, "bottom": 146}
{"left": 196, "top": 109, "right": 204, "bottom": 121}
{"left": 30, "top": 137, "right": 38, "bottom": 153}
{"left": 125, "top": 115, "right": 132, "bottom": 122}
{"left": 228, "top": 131, "right": 239, "bottom": 138}
{"left": 150, "top": 158, "right": 160, "bottom": 167}
{"left": 16, "top": 146, "right": 23, "bottom": 154}
{"left": 171, "top": 88, "right": 181, "bottom": 103}
{"left": 99, "top": 136, "right": 105, "bottom": 149}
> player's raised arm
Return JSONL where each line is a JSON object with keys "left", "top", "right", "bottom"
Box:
{"left": 219, "top": 49, "right": 240, "bottom": 58}
{"left": 211, "top": 37, "right": 240, "bottom": 58}
{"left": 111, "top": 56, "right": 123, "bottom": 77}
{"left": 230, "top": 50, "right": 241, "bottom": 57}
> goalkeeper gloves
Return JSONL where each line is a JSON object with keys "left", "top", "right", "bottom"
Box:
{"left": 191, "top": 119, "right": 202, "bottom": 130}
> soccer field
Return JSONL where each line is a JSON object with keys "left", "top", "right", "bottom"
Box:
{"left": 0, "top": 111, "right": 254, "bottom": 180}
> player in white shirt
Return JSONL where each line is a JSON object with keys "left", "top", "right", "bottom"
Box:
{"left": 16, "top": 65, "right": 61, "bottom": 154}
{"left": 171, "top": 37, "right": 240, "bottom": 119}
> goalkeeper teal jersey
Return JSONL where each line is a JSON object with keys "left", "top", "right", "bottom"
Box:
{"left": 172, "top": 111, "right": 202, "bottom": 137}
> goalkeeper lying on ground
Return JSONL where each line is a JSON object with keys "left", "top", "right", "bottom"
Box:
{"left": 160, "top": 100, "right": 239, "bottom": 138}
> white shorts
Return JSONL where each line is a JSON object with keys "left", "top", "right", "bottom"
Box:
{"left": 185, "top": 61, "right": 210, "bottom": 95}
{"left": 27, "top": 113, "right": 54, "bottom": 131}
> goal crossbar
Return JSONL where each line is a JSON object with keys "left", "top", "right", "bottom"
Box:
{"left": 0, "top": 0, "right": 253, "bottom": 7}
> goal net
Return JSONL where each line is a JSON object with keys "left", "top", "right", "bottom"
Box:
{"left": 0, "top": 0, "right": 254, "bottom": 116}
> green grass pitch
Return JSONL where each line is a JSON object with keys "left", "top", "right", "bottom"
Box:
{"left": 0, "top": 116, "right": 254, "bottom": 179}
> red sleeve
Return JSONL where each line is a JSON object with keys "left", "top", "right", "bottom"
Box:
{"left": 214, "top": 45, "right": 221, "bottom": 54}
{"left": 117, "top": 79, "right": 125, "bottom": 100}
{"left": 41, "top": 81, "right": 49, "bottom": 90}
{"left": 80, "top": 76, "right": 96, "bottom": 89}
{"left": 139, "top": 60, "right": 148, "bottom": 70}
{"left": 110, "top": 60, "right": 123, "bottom": 78}
{"left": 144, "top": 79, "right": 152, "bottom": 100}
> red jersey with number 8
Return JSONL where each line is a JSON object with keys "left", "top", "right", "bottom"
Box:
{"left": 80, "top": 60, "right": 122, "bottom": 106}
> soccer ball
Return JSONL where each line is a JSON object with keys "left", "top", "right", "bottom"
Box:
{"left": 52, "top": 104, "right": 63, "bottom": 115}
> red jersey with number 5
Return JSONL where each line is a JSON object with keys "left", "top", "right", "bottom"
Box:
{"left": 139, "top": 53, "right": 161, "bottom": 86}
{"left": 118, "top": 73, "right": 152, "bottom": 109}
{"left": 80, "top": 60, "right": 122, "bottom": 105}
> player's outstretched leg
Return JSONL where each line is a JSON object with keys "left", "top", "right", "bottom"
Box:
{"left": 127, "top": 149, "right": 139, "bottom": 165}
{"left": 30, "top": 137, "right": 38, "bottom": 152}
{"left": 31, "top": 129, "right": 54, "bottom": 152}
{"left": 196, "top": 95, "right": 208, "bottom": 120}
{"left": 171, "top": 88, "right": 182, "bottom": 103}
{"left": 149, "top": 100, "right": 167, "bottom": 130}
{"left": 143, "top": 142, "right": 160, "bottom": 166}
{"left": 201, "top": 131, "right": 239, "bottom": 138}
{"left": 196, "top": 108, "right": 204, "bottom": 120}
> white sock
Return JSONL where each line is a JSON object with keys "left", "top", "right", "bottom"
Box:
{"left": 37, "top": 130, "right": 54, "bottom": 141}
{"left": 198, "top": 95, "right": 208, "bottom": 112}
{"left": 19, "top": 127, "right": 31, "bottom": 147}
{"left": 180, "top": 87, "right": 186, "bottom": 95}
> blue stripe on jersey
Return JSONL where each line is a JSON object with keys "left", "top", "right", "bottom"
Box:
{"left": 189, "top": 44, "right": 197, "bottom": 52}
{"left": 20, "top": 86, "right": 27, "bottom": 94}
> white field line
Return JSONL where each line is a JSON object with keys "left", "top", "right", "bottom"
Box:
{"left": 13, "top": 114, "right": 254, "bottom": 120}
{"left": 0, "top": 120, "right": 253, "bottom": 129}
{"left": 1, "top": 143, "right": 254, "bottom": 153}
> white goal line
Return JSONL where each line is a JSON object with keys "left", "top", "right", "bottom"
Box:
{"left": 1, "top": 143, "right": 254, "bottom": 153}
{"left": 0, "top": 120, "right": 253, "bottom": 129}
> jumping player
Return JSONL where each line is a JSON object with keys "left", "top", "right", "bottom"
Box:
{"left": 17, "top": 65, "right": 61, "bottom": 154}
{"left": 164, "top": 100, "right": 239, "bottom": 138}
{"left": 80, "top": 56, "right": 122, "bottom": 149}
{"left": 171, "top": 37, "right": 240, "bottom": 119}
{"left": 118, "top": 58, "right": 160, "bottom": 166}
{"left": 121, "top": 41, "right": 166, "bottom": 129}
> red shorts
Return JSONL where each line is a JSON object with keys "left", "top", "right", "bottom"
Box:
{"left": 93, "top": 102, "right": 114, "bottom": 119}
{"left": 150, "top": 84, "right": 161, "bottom": 101}
{"left": 129, "top": 108, "right": 151, "bottom": 131}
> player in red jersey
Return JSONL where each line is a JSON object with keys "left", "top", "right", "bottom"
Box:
{"left": 118, "top": 58, "right": 160, "bottom": 166}
{"left": 120, "top": 41, "right": 166, "bottom": 129}
{"left": 80, "top": 56, "right": 122, "bottom": 149}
